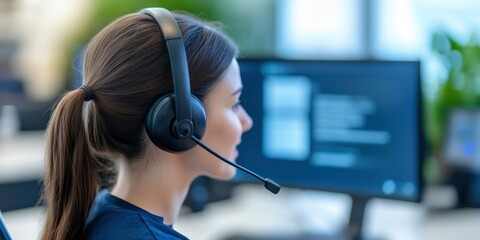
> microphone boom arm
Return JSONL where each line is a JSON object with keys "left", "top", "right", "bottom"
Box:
{"left": 191, "top": 135, "right": 281, "bottom": 194}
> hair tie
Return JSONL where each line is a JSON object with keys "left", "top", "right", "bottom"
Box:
{"left": 79, "top": 85, "right": 95, "bottom": 102}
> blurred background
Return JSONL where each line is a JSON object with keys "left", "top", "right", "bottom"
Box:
{"left": 2, "top": 0, "right": 480, "bottom": 239}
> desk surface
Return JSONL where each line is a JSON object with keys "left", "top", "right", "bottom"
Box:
{"left": 177, "top": 186, "right": 479, "bottom": 240}
{"left": 175, "top": 186, "right": 427, "bottom": 240}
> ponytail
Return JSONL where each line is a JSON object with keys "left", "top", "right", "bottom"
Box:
{"left": 41, "top": 89, "right": 98, "bottom": 240}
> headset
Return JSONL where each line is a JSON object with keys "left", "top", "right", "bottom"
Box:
{"left": 141, "top": 8, "right": 206, "bottom": 152}
{"left": 140, "top": 8, "right": 280, "bottom": 194}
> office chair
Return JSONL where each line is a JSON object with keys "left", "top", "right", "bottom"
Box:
{"left": 0, "top": 210, "right": 12, "bottom": 240}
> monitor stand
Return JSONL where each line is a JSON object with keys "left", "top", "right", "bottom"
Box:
{"left": 345, "top": 195, "right": 383, "bottom": 240}
{"left": 223, "top": 195, "right": 384, "bottom": 240}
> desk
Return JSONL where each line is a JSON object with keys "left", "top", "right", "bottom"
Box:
{"left": 175, "top": 186, "right": 426, "bottom": 240}
{"left": 174, "top": 185, "right": 480, "bottom": 240}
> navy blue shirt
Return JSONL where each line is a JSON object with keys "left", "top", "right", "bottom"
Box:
{"left": 86, "top": 190, "right": 189, "bottom": 240}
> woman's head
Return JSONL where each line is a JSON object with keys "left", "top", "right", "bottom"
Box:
{"left": 42, "top": 10, "right": 245, "bottom": 240}
{"left": 82, "top": 12, "right": 239, "bottom": 161}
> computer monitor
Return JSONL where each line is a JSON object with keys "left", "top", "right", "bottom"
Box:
{"left": 443, "top": 108, "right": 480, "bottom": 208}
{"left": 235, "top": 59, "right": 423, "bottom": 238}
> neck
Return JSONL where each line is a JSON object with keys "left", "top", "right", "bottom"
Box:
{"left": 111, "top": 152, "right": 197, "bottom": 225}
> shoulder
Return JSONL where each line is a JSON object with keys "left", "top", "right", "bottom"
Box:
{"left": 86, "top": 211, "right": 151, "bottom": 240}
{"left": 85, "top": 190, "right": 188, "bottom": 240}
{"left": 86, "top": 210, "right": 188, "bottom": 240}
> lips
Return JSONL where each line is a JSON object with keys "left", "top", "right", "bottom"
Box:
{"left": 231, "top": 140, "right": 241, "bottom": 159}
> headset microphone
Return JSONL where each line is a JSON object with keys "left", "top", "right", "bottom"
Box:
{"left": 191, "top": 136, "right": 281, "bottom": 194}
{"left": 141, "top": 8, "right": 281, "bottom": 195}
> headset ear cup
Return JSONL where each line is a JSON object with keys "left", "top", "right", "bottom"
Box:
{"left": 145, "top": 94, "right": 206, "bottom": 153}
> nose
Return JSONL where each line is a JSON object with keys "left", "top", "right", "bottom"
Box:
{"left": 240, "top": 107, "right": 253, "bottom": 132}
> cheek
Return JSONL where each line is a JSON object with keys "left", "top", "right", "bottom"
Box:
{"left": 209, "top": 110, "right": 239, "bottom": 134}
{"left": 203, "top": 110, "right": 244, "bottom": 159}
{"left": 218, "top": 112, "right": 243, "bottom": 141}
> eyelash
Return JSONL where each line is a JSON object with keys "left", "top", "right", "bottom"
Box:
{"left": 232, "top": 99, "right": 246, "bottom": 110}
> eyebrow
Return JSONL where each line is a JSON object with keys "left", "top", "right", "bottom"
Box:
{"left": 230, "top": 87, "right": 243, "bottom": 97}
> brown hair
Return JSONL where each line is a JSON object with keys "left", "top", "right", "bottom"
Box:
{"left": 41, "top": 11, "right": 238, "bottom": 240}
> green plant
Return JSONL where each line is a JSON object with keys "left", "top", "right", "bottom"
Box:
{"left": 427, "top": 32, "right": 480, "bottom": 181}
{"left": 79, "top": 0, "right": 222, "bottom": 44}
{"left": 430, "top": 32, "right": 480, "bottom": 147}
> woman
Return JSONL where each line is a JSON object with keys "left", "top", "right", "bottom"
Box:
{"left": 41, "top": 8, "right": 252, "bottom": 240}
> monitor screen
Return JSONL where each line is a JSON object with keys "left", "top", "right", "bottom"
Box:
{"left": 235, "top": 59, "right": 423, "bottom": 202}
